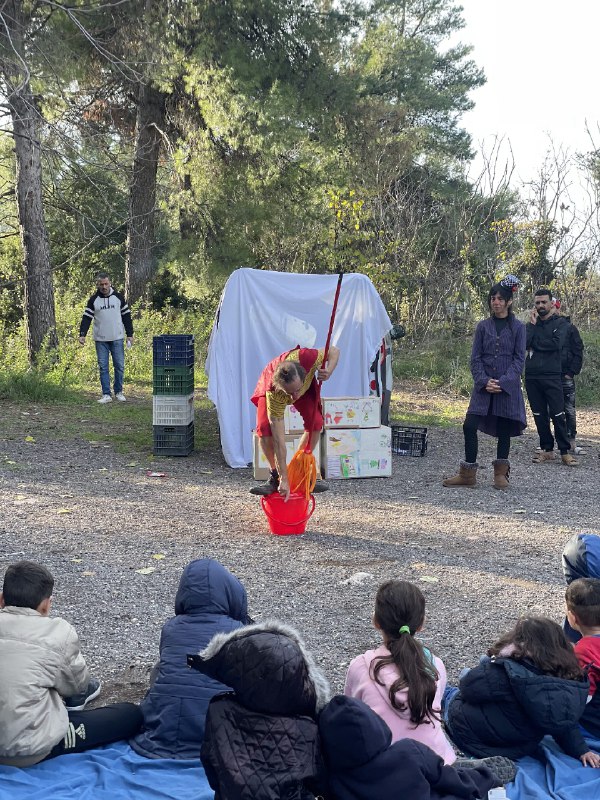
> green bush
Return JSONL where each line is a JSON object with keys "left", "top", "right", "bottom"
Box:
{"left": 0, "top": 292, "right": 218, "bottom": 402}
{"left": 578, "top": 331, "right": 600, "bottom": 407}
{"left": 393, "top": 338, "right": 473, "bottom": 397}
{"left": 394, "top": 330, "right": 600, "bottom": 408}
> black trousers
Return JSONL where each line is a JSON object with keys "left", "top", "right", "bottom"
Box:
{"left": 45, "top": 703, "right": 142, "bottom": 760}
{"left": 525, "top": 376, "right": 571, "bottom": 453}
{"left": 463, "top": 414, "right": 511, "bottom": 463}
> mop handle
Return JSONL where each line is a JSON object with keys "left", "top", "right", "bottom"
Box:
{"left": 320, "top": 272, "right": 344, "bottom": 371}
{"left": 304, "top": 273, "right": 344, "bottom": 453}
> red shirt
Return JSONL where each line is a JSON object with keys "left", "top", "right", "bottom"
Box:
{"left": 251, "top": 347, "right": 322, "bottom": 419}
{"left": 574, "top": 635, "right": 600, "bottom": 696}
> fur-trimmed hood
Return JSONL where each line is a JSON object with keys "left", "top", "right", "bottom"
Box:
{"left": 194, "top": 619, "right": 330, "bottom": 716}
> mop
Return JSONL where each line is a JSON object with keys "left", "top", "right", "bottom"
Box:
{"left": 287, "top": 273, "right": 343, "bottom": 499}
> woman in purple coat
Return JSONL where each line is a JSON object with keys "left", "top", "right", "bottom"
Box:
{"left": 443, "top": 278, "right": 526, "bottom": 489}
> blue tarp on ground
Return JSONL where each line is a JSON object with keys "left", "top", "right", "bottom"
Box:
{"left": 507, "top": 736, "right": 600, "bottom": 799}
{"left": 0, "top": 742, "right": 214, "bottom": 800}
{"left": 2, "top": 737, "right": 600, "bottom": 799}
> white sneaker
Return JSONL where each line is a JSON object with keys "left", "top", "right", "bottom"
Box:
{"left": 97, "top": 394, "right": 112, "bottom": 404}
{"left": 115, "top": 392, "right": 127, "bottom": 402}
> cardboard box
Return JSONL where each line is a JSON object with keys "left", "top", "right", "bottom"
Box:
{"left": 322, "top": 397, "right": 381, "bottom": 429}
{"left": 284, "top": 404, "right": 305, "bottom": 434}
{"left": 253, "top": 432, "right": 321, "bottom": 480}
{"left": 321, "top": 426, "right": 391, "bottom": 479}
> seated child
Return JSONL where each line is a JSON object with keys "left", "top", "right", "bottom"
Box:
{"left": 345, "top": 580, "right": 455, "bottom": 763}
{"left": 130, "top": 558, "right": 251, "bottom": 759}
{"left": 319, "top": 695, "right": 515, "bottom": 800}
{"left": 443, "top": 615, "right": 600, "bottom": 767}
{"left": 565, "top": 577, "right": 600, "bottom": 740}
{"left": 0, "top": 561, "right": 142, "bottom": 767}
{"left": 189, "top": 619, "right": 330, "bottom": 800}
{"left": 562, "top": 533, "right": 600, "bottom": 642}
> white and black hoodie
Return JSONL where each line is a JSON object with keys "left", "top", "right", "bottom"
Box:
{"left": 79, "top": 288, "right": 133, "bottom": 342}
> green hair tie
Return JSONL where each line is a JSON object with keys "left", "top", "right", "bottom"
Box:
{"left": 399, "top": 625, "right": 411, "bottom": 635}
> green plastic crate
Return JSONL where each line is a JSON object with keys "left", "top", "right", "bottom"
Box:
{"left": 153, "top": 365, "right": 194, "bottom": 396}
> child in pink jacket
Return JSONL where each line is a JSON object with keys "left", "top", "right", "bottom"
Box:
{"left": 345, "top": 580, "right": 455, "bottom": 764}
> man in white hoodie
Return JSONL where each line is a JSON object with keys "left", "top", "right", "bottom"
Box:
{"left": 79, "top": 273, "right": 134, "bottom": 403}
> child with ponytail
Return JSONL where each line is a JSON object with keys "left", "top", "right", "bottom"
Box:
{"left": 344, "top": 580, "right": 456, "bottom": 764}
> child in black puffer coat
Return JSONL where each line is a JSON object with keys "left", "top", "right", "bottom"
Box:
{"left": 444, "top": 616, "right": 600, "bottom": 767}
{"left": 190, "top": 620, "right": 330, "bottom": 800}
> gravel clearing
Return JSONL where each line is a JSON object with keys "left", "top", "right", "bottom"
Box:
{"left": 1, "top": 387, "right": 599, "bottom": 706}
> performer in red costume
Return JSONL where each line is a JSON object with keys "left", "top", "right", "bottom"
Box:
{"left": 250, "top": 345, "right": 340, "bottom": 498}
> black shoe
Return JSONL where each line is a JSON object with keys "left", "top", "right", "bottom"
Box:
{"left": 250, "top": 482, "right": 279, "bottom": 496}
{"left": 455, "top": 755, "right": 517, "bottom": 786}
{"left": 312, "top": 479, "right": 329, "bottom": 493}
{"left": 64, "top": 678, "right": 102, "bottom": 711}
{"left": 250, "top": 470, "right": 279, "bottom": 496}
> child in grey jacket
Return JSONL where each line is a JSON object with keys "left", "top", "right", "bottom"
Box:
{"left": 0, "top": 561, "right": 141, "bottom": 766}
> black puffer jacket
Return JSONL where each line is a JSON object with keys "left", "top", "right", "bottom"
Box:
{"left": 191, "top": 620, "right": 331, "bottom": 800}
{"left": 446, "top": 657, "right": 589, "bottom": 760}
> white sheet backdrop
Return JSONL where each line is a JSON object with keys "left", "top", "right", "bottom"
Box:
{"left": 205, "top": 269, "right": 393, "bottom": 467}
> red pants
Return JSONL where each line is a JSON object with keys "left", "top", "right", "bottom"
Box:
{"left": 255, "top": 385, "right": 323, "bottom": 437}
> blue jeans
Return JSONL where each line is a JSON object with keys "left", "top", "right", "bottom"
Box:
{"left": 442, "top": 685, "right": 460, "bottom": 725}
{"left": 95, "top": 340, "right": 125, "bottom": 396}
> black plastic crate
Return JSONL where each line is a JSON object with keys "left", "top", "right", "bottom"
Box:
{"left": 153, "top": 422, "right": 194, "bottom": 456}
{"left": 153, "top": 365, "right": 195, "bottom": 395}
{"left": 391, "top": 424, "right": 428, "bottom": 457}
{"left": 153, "top": 335, "right": 195, "bottom": 367}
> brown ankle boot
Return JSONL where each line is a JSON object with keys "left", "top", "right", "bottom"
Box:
{"left": 442, "top": 461, "right": 478, "bottom": 487}
{"left": 561, "top": 453, "right": 579, "bottom": 466}
{"left": 492, "top": 459, "right": 510, "bottom": 489}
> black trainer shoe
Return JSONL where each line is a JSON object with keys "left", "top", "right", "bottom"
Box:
{"left": 250, "top": 482, "right": 280, "bottom": 496}
{"left": 312, "top": 479, "right": 329, "bottom": 493}
{"left": 249, "top": 470, "right": 279, "bottom": 496}
{"left": 64, "top": 678, "right": 102, "bottom": 711}
{"left": 455, "top": 755, "right": 517, "bottom": 786}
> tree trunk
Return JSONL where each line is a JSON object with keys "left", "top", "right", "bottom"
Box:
{"left": 1, "top": 1, "right": 57, "bottom": 362}
{"left": 125, "top": 82, "right": 165, "bottom": 303}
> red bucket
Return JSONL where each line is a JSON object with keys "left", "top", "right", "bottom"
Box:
{"left": 260, "top": 492, "right": 315, "bottom": 536}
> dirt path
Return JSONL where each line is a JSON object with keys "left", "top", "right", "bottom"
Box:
{"left": 1, "top": 389, "right": 599, "bottom": 704}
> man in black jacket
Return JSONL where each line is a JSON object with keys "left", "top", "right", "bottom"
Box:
{"left": 526, "top": 288, "right": 577, "bottom": 466}
{"left": 555, "top": 299, "right": 584, "bottom": 453}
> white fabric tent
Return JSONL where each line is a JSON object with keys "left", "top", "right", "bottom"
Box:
{"left": 205, "top": 268, "right": 393, "bottom": 468}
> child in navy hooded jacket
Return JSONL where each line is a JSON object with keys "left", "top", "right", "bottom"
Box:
{"left": 444, "top": 616, "right": 599, "bottom": 766}
{"left": 130, "top": 559, "right": 250, "bottom": 759}
{"left": 319, "top": 696, "right": 500, "bottom": 800}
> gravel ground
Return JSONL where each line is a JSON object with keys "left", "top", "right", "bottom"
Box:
{"left": 1, "top": 386, "right": 599, "bottom": 706}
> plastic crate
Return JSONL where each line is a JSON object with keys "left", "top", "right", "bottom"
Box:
{"left": 153, "top": 335, "right": 194, "bottom": 367}
{"left": 153, "top": 365, "right": 194, "bottom": 396}
{"left": 390, "top": 424, "right": 428, "bottom": 457}
{"left": 153, "top": 422, "right": 194, "bottom": 456}
{"left": 152, "top": 394, "right": 194, "bottom": 426}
